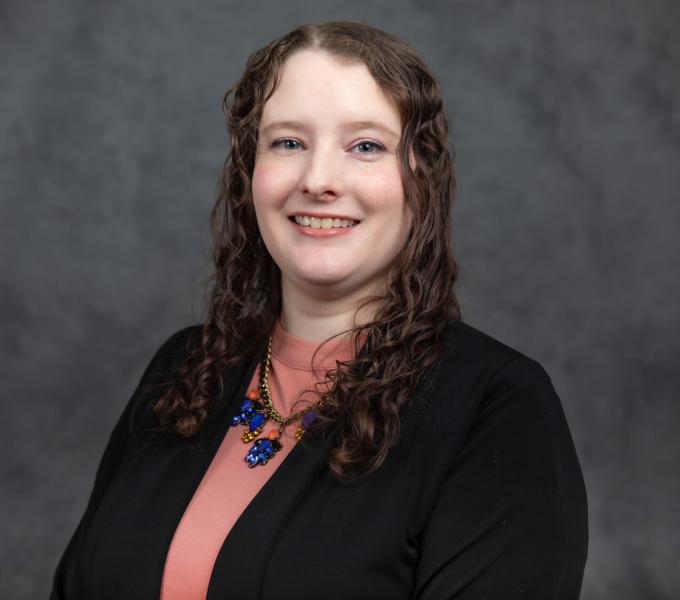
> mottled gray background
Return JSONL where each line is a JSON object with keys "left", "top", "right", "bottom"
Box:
{"left": 2, "top": 0, "right": 678, "bottom": 598}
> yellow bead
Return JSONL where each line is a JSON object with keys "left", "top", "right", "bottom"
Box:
{"left": 241, "top": 427, "right": 262, "bottom": 443}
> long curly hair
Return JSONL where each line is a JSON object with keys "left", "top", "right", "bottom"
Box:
{"left": 151, "top": 20, "right": 461, "bottom": 484}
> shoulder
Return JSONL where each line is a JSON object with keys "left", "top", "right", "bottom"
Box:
{"left": 143, "top": 324, "right": 204, "bottom": 376}
{"left": 125, "top": 324, "right": 204, "bottom": 431}
{"left": 157, "top": 323, "right": 204, "bottom": 358}
{"left": 437, "top": 318, "right": 551, "bottom": 386}
{"left": 441, "top": 319, "right": 533, "bottom": 365}
{"left": 139, "top": 323, "right": 205, "bottom": 389}
{"left": 423, "top": 320, "right": 562, "bottom": 431}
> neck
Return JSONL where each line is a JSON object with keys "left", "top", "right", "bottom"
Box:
{"left": 279, "top": 276, "right": 382, "bottom": 342}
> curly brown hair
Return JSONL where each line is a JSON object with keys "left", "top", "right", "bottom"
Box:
{"left": 151, "top": 20, "right": 462, "bottom": 484}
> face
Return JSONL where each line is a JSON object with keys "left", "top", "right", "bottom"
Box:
{"left": 251, "top": 49, "right": 412, "bottom": 303}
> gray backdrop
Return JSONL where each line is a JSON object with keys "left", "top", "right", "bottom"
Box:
{"left": 2, "top": 0, "right": 678, "bottom": 598}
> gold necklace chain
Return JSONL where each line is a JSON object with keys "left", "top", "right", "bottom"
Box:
{"left": 257, "top": 332, "right": 327, "bottom": 430}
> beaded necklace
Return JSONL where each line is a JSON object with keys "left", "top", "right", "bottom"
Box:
{"left": 230, "top": 332, "right": 328, "bottom": 467}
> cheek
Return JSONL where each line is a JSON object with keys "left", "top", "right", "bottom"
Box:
{"left": 360, "top": 165, "right": 407, "bottom": 218}
{"left": 252, "top": 160, "right": 297, "bottom": 209}
{"left": 370, "top": 168, "right": 412, "bottom": 247}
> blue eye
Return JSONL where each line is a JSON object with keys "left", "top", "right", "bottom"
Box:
{"left": 353, "top": 141, "right": 385, "bottom": 154}
{"left": 271, "top": 138, "right": 301, "bottom": 150}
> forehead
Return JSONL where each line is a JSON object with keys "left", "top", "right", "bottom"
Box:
{"left": 260, "top": 49, "right": 401, "bottom": 131}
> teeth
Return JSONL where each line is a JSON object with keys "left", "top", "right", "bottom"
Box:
{"left": 293, "top": 215, "right": 357, "bottom": 229}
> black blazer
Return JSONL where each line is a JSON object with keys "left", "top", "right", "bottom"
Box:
{"left": 50, "top": 320, "right": 588, "bottom": 599}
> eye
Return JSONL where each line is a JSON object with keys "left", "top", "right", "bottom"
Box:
{"left": 352, "top": 140, "right": 385, "bottom": 154}
{"left": 271, "top": 138, "right": 302, "bottom": 150}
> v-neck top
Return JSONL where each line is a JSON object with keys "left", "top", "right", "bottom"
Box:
{"left": 160, "top": 319, "right": 357, "bottom": 600}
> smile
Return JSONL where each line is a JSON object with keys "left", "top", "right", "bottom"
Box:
{"left": 291, "top": 215, "right": 360, "bottom": 229}
{"left": 288, "top": 215, "right": 360, "bottom": 238}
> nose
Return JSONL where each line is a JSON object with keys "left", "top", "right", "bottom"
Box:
{"left": 300, "top": 142, "right": 343, "bottom": 202}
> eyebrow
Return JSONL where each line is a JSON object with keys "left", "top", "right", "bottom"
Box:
{"left": 260, "top": 119, "right": 400, "bottom": 140}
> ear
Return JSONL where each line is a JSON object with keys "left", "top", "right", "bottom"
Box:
{"left": 408, "top": 146, "right": 417, "bottom": 172}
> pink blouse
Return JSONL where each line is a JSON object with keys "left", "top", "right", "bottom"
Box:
{"left": 160, "top": 319, "right": 356, "bottom": 600}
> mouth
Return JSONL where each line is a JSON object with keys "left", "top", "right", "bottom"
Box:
{"left": 288, "top": 215, "right": 361, "bottom": 230}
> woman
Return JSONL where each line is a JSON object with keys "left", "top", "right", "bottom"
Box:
{"left": 50, "top": 20, "right": 588, "bottom": 600}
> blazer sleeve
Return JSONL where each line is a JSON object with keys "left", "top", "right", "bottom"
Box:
{"left": 49, "top": 327, "right": 197, "bottom": 600}
{"left": 412, "top": 357, "right": 589, "bottom": 600}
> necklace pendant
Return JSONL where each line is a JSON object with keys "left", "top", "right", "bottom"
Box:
{"left": 244, "top": 435, "right": 283, "bottom": 467}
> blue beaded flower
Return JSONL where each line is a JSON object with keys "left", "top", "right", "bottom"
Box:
{"left": 245, "top": 438, "right": 282, "bottom": 467}
{"left": 231, "top": 397, "right": 263, "bottom": 427}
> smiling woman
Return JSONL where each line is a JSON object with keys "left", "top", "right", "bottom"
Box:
{"left": 50, "top": 20, "right": 588, "bottom": 600}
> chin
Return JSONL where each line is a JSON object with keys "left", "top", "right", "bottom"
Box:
{"left": 293, "top": 266, "right": 355, "bottom": 287}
